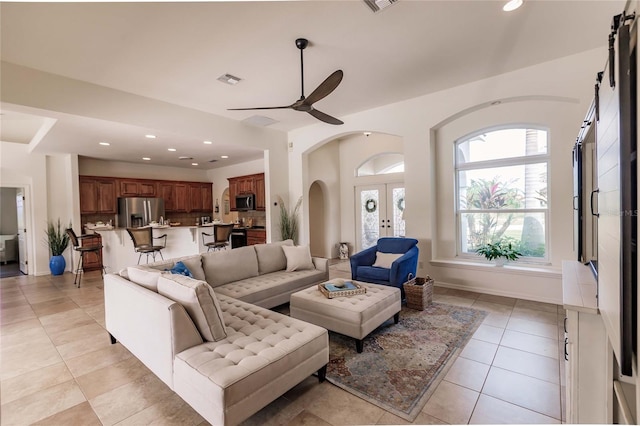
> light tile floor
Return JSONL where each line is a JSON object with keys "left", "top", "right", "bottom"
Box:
{"left": 0, "top": 262, "right": 565, "bottom": 425}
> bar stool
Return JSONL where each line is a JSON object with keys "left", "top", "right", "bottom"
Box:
{"left": 202, "top": 223, "right": 234, "bottom": 252}
{"left": 126, "top": 227, "right": 167, "bottom": 264}
{"left": 66, "top": 228, "right": 104, "bottom": 288}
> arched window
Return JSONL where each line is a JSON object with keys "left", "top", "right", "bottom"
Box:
{"left": 456, "top": 127, "right": 549, "bottom": 260}
{"left": 356, "top": 153, "right": 404, "bottom": 176}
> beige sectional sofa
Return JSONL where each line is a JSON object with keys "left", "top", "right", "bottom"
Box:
{"left": 104, "top": 240, "right": 330, "bottom": 426}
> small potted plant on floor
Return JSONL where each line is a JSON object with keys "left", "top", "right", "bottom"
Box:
{"left": 476, "top": 239, "right": 522, "bottom": 267}
{"left": 45, "top": 219, "right": 70, "bottom": 275}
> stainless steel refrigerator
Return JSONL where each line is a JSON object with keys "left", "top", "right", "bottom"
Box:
{"left": 117, "top": 197, "right": 165, "bottom": 228}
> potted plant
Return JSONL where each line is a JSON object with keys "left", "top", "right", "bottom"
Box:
{"left": 476, "top": 239, "right": 522, "bottom": 266}
{"left": 277, "top": 196, "right": 302, "bottom": 244}
{"left": 45, "top": 219, "right": 70, "bottom": 275}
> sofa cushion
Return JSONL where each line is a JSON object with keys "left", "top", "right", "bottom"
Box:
{"left": 202, "top": 245, "right": 258, "bottom": 287}
{"left": 214, "top": 269, "right": 326, "bottom": 305}
{"left": 372, "top": 252, "right": 402, "bottom": 269}
{"left": 157, "top": 274, "right": 227, "bottom": 342}
{"left": 282, "top": 245, "right": 314, "bottom": 272}
{"left": 254, "top": 239, "right": 293, "bottom": 274}
{"left": 126, "top": 254, "right": 206, "bottom": 292}
{"left": 127, "top": 266, "right": 163, "bottom": 291}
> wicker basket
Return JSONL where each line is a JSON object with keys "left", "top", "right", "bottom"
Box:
{"left": 403, "top": 274, "right": 434, "bottom": 310}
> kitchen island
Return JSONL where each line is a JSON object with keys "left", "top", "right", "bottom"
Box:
{"left": 95, "top": 225, "right": 209, "bottom": 273}
{"left": 93, "top": 224, "right": 266, "bottom": 273}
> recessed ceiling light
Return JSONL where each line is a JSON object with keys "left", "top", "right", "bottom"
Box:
{"left": 221, "top": 155, "right": 229, "bottom": 159}
{"left": 99, "top": 142, "right": 110, "bottom": 146}
{"left": 145, "top": 134, "right": 156, "bottom": 139}
{"left": 503, "top": 0, "right": 523, "bottom": 12}
{"left": 217, "top": 74, "right": 242, "bottom": 85}
{"left": 191, "top": 163, "right": 199, "bottom": 166}
{"left": 203, "top": 140, "right": 213, "bottom": 145}
{"left": 142, "top": 157, "right": 151, "bottom": 161}
{"left": 363, "top": 132, "right": 372, "bottom": 137}
{"left": 168, "top": 148, "right": 177, "bottom": 152}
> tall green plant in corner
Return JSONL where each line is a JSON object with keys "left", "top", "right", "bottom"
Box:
{"left": 277, "top": 196, "right": 302, "bottom": 244}
{"left": 45, "top": 219, "right": 70, "bottom": 256}
{"left": 44, "top": 219, "right": 71, "bottom": 276}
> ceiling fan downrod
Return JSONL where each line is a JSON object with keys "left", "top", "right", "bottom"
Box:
{"left": 296, "top": 38, "right": 308, "bottom": 101}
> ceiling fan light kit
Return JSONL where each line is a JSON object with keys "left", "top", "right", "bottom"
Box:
{"left": 228, "top": 38, "right": 344, "bottom": 125}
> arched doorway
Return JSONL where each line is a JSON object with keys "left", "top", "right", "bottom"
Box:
{"left": 308, "top": 181, "right": 328, "bottom": 258}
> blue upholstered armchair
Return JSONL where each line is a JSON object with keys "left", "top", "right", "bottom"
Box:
{"left": 350, "top": 237, "right": 419, "bottom": 295}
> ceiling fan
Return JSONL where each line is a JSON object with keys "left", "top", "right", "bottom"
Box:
{"left": 228, "top": 38, "right": 344, "bottom": 125}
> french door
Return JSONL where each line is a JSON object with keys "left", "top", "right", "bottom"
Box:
{"left": 355, "top": 183, "right": 405, "bottom": 252}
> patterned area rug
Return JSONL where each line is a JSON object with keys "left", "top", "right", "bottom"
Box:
{"left": 326, "top": 302, "right": 487, "bottom": 421}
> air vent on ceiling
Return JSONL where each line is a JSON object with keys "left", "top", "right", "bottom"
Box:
{"left": 208, "top": 159, "right": 218, "bottom": 163}
{"left": 363, "top": 0, "right": 398, "bottom": 13}
{"left": 241, "top": 115, "right": 279, "bottom": 127}
{"left": 217, "top": 73, "right": 242, "bottom": 85}
{"left": 178, "top": 156, "right": 194, "bottom": 160}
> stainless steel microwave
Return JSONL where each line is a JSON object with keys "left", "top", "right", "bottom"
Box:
{"left": 235, "top": 194, "right": 255, "bottom": 211}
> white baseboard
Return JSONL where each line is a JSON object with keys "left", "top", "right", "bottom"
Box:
{"left": 434, "top": 279, "right": 563, "bottom": 305}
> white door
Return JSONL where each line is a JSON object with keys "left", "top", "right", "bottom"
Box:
{"left": 16, "top": 188, "right": 28, "bottom": 274}
{"left": 355, "top": 184, "right": 405, "bottom": 252}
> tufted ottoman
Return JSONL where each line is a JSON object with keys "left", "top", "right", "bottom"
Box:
{"left": 290, "top": 282, "right": 401, "bottom": 353}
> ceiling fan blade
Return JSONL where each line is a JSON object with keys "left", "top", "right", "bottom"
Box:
{"left": 228, "top": 105, "right": 292, "bottom": 111}
{"left": 307, "top": 108, "right": 344, "bottom": 125}
{"left": 303, "top": 70, "right": 343, "bottom": 106}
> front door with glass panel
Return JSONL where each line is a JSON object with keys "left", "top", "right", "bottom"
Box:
{"left": 356, "top": 184, "right": 405, "bottom": 252}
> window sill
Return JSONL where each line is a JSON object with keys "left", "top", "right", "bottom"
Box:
{"left": 430, "top": 258, "right": 562, "bottom": 279}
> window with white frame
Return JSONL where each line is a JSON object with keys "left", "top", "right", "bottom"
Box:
{"left": 456, "top": 127, "right": 549, "bottom": 260}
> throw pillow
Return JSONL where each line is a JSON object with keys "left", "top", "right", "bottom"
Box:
{"left": 167, "top": 261, "right": 193, "bottom": 278}
{"left": 127, "top": 266, "right": 163, "bottom": 291}
{"left": 157, "top": 275, "right": 227, "bottom": 342}
{"left": 372, "top": 252, "right": 403, "bottom": 269}
{"left": 282, "top": 245, "right": 314, "bottom": 272}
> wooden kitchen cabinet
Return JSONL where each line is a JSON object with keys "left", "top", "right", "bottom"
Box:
{"left": 79, "top": 177, "right": 116, "bottom": 214}
{"left": 189, "top": 184, "right": 203, "bottom": 212}
{"left": 119, "top": 179, "right": 157, "bottom": 197}
{"left": 246, "top": 229, "right": 266, "bottom": 245}
{"left": 238, "top": 177, "right": 253, "bottom": 194}
{"left": 81, "top": 234, "right": 103, "bottom": 271}
{"left": 229, "top": 179, "right": 238, "bottom": 210}
{"left": 254, "top": 174, "right": 265, "bottom": 211}
{"left": 173, "top": 183, "right": 189, "bottom": 213}
{"left": 188, "top": 183, "right": 213, "bottom": 212}
{"left": 80, "top": 175, "right": 211, "bottom": 215}
{"left": 228, "top": 173, "right": 265, "bottom": 211}
{"left": 159, "top": 183, "right": 175, "bottom": 211}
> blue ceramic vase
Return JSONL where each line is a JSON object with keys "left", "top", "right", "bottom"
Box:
{"left": 49, "top": 255, "right": 66, "bottom": 276}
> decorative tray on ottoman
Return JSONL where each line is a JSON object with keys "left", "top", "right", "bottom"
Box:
{"left": 318, "top": 279, "right": 366, "bottom": 299}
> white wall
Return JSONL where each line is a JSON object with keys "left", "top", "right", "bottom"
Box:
{"left": 46, "top": 154, "right": 79, "bottom": 271}
{"left": 79, "top": 157, "right": 210, "bottom": 181}
{"left": 0, "top": 142, "right": 49, "bottom": 275}
{"left": 288, "top": 48, "right": 604, "bottom": 303}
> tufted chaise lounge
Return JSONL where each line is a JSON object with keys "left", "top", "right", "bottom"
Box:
{"left": 104, "top": 240, "right": 330, "bottom": 426}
